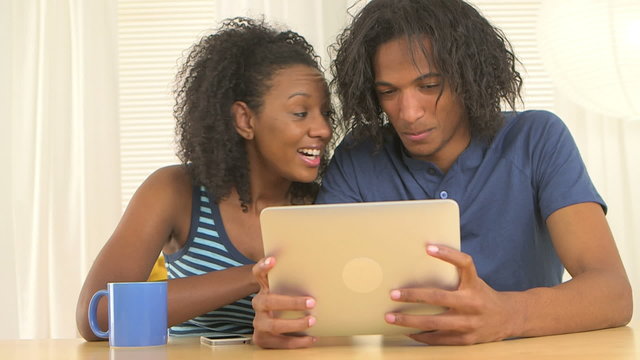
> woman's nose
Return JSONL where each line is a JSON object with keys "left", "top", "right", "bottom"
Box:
{"left": 309, "top": 113, "right": 332, "bottom": 141}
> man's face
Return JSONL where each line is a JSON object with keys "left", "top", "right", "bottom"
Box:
{"left": 373, "top": 37, "right": 470, "bottom": 172}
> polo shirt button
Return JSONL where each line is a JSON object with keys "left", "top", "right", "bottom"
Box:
{"left": 439, "top": 191, "right": 448, "bottom": 199}
{"left": 427, "top": 168, "right": 436, "bottom": 175}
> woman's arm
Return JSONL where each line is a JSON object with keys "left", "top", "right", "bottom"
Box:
{"left": 75, "top": 166, "right": 259, "bottom": 341}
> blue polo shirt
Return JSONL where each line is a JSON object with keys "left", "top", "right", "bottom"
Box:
{"left": 317, "top": 110, "right": 605, "bottom": 291}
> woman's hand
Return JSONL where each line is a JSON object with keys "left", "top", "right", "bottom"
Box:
{"left": 251, "top": 256, "right": 318, "bottom": 349}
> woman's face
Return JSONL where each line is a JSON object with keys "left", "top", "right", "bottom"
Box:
{"left": 245, "top": 64, "right": 332, "bottom": 184}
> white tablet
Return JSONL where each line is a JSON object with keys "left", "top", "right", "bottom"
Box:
{"left": 260, "top": 199, "right": 460, "bottom": 336}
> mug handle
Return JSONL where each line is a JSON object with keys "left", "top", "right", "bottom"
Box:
{"left": 88, "top": 289, "right": 109, "bottom": 338}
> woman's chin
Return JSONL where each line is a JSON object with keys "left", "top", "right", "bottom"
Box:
{"left": 290, "top": 171, "right": 319, "bottom": 184}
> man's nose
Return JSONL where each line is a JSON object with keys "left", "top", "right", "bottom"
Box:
{"left": 398, "top": 90, "right": 425, "bottom": 124}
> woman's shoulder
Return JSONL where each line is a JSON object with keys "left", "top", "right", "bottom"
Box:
{"left": 134, "top": 165, "right": 194, "bottom": 205}
{"left": 145, "top": 165, "right": 192, "bottom": 188}
{"left": 124, "top": 165, "right": 194, "bottom": 241}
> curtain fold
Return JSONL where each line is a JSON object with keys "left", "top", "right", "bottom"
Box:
{"left": 0, "top": 0, "right": 19, "bottom": 339}
{"left": 2, "top": 0, "right": 121, "bottom": 339}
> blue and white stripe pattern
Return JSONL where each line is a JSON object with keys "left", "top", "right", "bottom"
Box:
{"left": 164, "top": 186, "right": 256, "bottom": 337}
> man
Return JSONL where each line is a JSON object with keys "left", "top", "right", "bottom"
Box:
{"left": 251, "top": 0, "right": 632, "bottom": 348}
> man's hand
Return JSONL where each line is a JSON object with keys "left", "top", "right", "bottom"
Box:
{"left": 385, "top": 245, "right": 520, "bottom": 345}
{"left": 251, "top": 257, "right": 318, "bottom": 349}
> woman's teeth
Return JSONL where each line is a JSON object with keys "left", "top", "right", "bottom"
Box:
{"left": 298, "top": 148, "right": 321, "bottom": 157}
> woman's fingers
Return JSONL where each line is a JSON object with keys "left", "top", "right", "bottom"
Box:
{"left": 252, "top": 293, "right": 315, "bottom": 312}
{"left": 252, "top": 256, "right": 275, "bottom": 291}
{"left": 252, "top": 332, "right": 317, "bottom": 349}
{"left": 253, "top": 313, "right": 316, "bottom": 336}
{"left": 251, "top": 256, "right": 318, "bottom": 349}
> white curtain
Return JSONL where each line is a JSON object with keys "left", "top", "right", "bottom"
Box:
{"left": 1, "top": 0, "right": 121, "bottom": 339}
{"left": 215, "top": 0, "right": 362, "bottom": 72}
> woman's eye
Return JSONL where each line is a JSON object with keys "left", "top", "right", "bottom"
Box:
{"left": 293, "top": 112, "right": 308, "bottom": 118}
{"left": 322, "top": 109, "right": 334, "bottom": 117}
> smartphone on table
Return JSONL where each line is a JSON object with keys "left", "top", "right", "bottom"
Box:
{"left": 200, "top": 334, "right": 252, "bottom": 346}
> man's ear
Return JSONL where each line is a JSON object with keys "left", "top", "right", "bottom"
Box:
{"left": 231, "top": 101, "right": 255, "bottom": 140}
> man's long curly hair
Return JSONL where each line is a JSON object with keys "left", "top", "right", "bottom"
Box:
{"left": 331, "top": 0, "right": 523, "bottom": 147}
{"left": 174, "top": 17, "right": 330, "bottom": 208}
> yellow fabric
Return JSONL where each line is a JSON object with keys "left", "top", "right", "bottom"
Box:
{"left": 147, "top": 255, "right": 168, "bottom": 281}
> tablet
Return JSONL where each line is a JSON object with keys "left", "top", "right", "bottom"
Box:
{"left": 260, "top": 199, "right": 460, "bottom": 336}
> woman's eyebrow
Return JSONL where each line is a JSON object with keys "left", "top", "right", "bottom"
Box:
{"left": 288, "top": 91, "right": 310, "bottom": 99}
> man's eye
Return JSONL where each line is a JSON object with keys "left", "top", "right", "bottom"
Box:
{"left": 420, "top": 83, "right": 440, "bottom": 89}
{"left": 377, "top": 89, "right": 396, "bottom": 96}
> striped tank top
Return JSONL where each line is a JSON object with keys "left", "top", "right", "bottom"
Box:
{"left": 164, "top": 186, "right": 256, "bottom": 337}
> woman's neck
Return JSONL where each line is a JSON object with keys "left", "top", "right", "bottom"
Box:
{"left": 245, "top": 170, "right": 292, "bottom": 215}
{"left": 238, "top": 142, "right": 298, "bottom": 214}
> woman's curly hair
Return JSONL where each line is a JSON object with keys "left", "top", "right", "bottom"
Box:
{"left": 331, "top": 0, "right": 523, "bottom": 147}
{"left": 174, "top": 17, "right": 331, "bottom": 208}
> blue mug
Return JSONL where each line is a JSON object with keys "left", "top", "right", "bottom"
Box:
{"left": 88, "top": 281, "right": 168, "bottom": 347}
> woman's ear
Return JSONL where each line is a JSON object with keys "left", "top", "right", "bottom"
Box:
{"left": 231, "top": 101, "right": 255, "bottom": 140}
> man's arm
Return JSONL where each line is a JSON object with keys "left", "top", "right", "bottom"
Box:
{"left": 385, "top": 202, "right": 632, "bottom": 345}
{"left": 514, "top": 201, "right": 632, "bottom": 336}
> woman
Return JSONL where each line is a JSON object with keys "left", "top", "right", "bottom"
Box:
{"left": 76, "top": 17, "right": 333, "bottom": 340}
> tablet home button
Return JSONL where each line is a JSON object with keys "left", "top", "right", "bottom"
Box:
{"left": 342, "top": 257, "right": 383, "bottom": 293}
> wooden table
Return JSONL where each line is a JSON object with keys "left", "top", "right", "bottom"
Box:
{"left": 1, "top": 325, "right": 638, "bottom": 360}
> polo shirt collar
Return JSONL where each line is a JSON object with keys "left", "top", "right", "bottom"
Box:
{"left": 395, "top": 136, "right": 486, "bottom": 174}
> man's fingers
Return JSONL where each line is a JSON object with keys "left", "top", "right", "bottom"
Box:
{"left": 409, "top": 330, "right": 478, "bottom": 346}
{"left": 390, "top": 288, "right": 456, "bottom": 307}
{"left": 426, "top": 245, "right": 478, "bottom": 283}
{"left": 385, "top": 313, "right": 475, "bottom": 333}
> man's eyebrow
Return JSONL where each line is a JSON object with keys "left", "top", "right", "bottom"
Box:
{"left": 416, "top": 72, "right": 442, "bottom": 81}
{"left": 288, "top": 92, "right": 310, "bottom": 99}
{"left": 374, "top": 72, "right": 442, "bottom": 87}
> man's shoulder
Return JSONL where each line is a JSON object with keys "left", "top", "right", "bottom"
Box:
{"left": 496, "top": 110, "right": 568, "bottom": 146}
{"left": 501, "top": 110, "right": 563, "bottom": 132}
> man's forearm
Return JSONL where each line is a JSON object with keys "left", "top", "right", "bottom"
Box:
{"left": 507, "top": 269, "right": 632, "bottom": 338}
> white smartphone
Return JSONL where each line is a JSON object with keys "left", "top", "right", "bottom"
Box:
{"left": 200, "top": 335, "right": 252, "bottom": 346}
